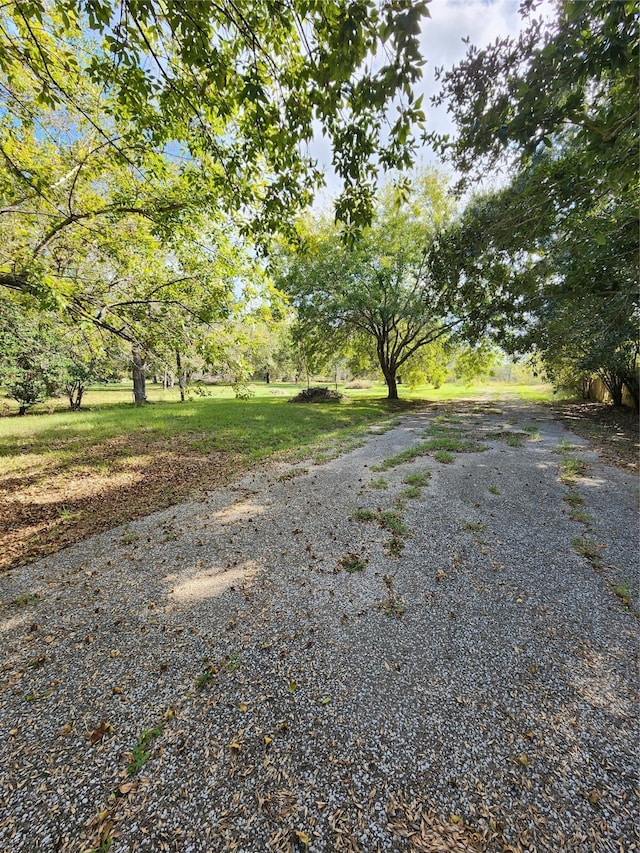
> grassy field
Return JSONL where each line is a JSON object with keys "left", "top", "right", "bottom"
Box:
{"left": 1, "top": 378, "right": 558, "bottom": 572}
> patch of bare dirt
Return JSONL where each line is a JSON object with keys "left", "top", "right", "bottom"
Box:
{"left": 0, "top": 434, "right": 248, "bottom": 572}
{"left": 554, "top": 401, "right": 639, "bottom": 471}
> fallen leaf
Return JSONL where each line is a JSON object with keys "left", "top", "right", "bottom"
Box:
{"left": 89, "top": 721, "right": 113, "bottom": 745}
{"left": 288, "top": 680, "right": 297, "bottom": 693}
{"left": 294, "top": 830, "right": 309, "bottom": 846}
{"left": 320, "top": 696, "right": 331, "bottom": 705}
{"left": 518, "top": 753, "right": 529, "bottom": 767}
{"left": 239, "top": 702, "right": 248, "bottom": 712}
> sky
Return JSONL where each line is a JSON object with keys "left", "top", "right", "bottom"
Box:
{"left": 313, "top": 0, "right": 554, "bottom": 203}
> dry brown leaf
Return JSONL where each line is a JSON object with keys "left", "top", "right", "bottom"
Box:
{"left": 89, "top": 720, "right": 113, "bottom": 745}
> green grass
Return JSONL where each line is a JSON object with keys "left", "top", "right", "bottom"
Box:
{"left": 434, "top": 450, "right": 454, "bottom": 463}
{"left": 400, "top": 485, "right": 422, "bottom": 500}
{"left": 560, "top": 456, "right": 588, "bottom": 484}
{"left": 612, "top": 580, "right": 633, "bottom": 607}
{"left": 369, "top": 477, "right": 389, "bottom": 489}
{"left": 563, "top": 490, "right": 584, "bottom": 508}
{"left": 127, "top": 728, "right": 162, "bottom": 775}
{"left": 371, "top": 444, "right": 430, "bottom": 471}
{"left": 339, "top": 553, "right": 368, "bottom": 573}
{"left": 11, "top": 593, "right": 39, "bottom": 607}
{"left": 572, "top": 537, "right": 601, "bottom": 565}
{"left": 506, "top": 434, "right": 525, "bottom": 447}
{"left": 488, "top": 485, "right": 500, "bottom": 495}
{"left": 402, "top": 470, "right": 432, "bottom": 487}
{"left": 0, "top": 386, "right": 397, "bottom": 464}
{"left": 569, "top": 508, "right": 593, "bottom": 525}
{"left": 352, "top": 508, "right": 378, "bottom": 522}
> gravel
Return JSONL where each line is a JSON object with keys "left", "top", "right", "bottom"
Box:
{"left": 1, "top": 399, "right": 638, "bottom": 853}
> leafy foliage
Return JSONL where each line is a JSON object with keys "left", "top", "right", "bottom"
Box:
{"left": 277, "top": 171, "right": 459, "bottom": 399}
{"left": 430, "top": 0, "right": 638, "bottom": 407}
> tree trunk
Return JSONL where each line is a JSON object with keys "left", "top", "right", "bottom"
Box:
{"left": 132, "top": 345, "right": 146, "bottom": 406}
{"left": 377, "top": 340, "right": 399, "bottom": 400}
{"left": 176, "top": 351, "right": 186, "bottom": 402}
{"left": 385, "top": 371, "right": 399, "bottom": 400}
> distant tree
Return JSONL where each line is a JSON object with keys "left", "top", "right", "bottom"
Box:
{"left": 278, "top": 172, "right": 461, "bottom": 399}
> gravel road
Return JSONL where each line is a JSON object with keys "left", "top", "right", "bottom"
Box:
{"left": 1, "top": 399, "right": 638, "bottom": 853}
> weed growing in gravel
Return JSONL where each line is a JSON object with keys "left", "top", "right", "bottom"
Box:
{"left": 612, "top": 580, "right": 633, "bottom": 607}
{"left": 553, "top": 440, "right": 581, "bottom": 454}
{"left": 465, "top": 521, "right": 485, "bottom": 533}
{"left": 488, "top": 485, "right": 500, "bottom": 495}
{"left": 195, "top": 666, "right": 216, "bottom": 690}
{"left": 276, "top": 467, "right": 309, "bottom": 482}
{"left": 339, "top": 553, "right": 368, "bottom": 573}
{"left": 352, "top": 506, "right": 409, "bottom": 556}
{"left": 120, "top": 531, "right": 140, "bottom": 545}
{"left": 352, "top": 507, "right": 377, "bottom": 522}
{"left": 11, "top": 593, "right": 39, "bottom": 607}
{"left": 223, "top": 653, "right": 242, "bottom": 672}
{"left": 400, "top": 485, "right": 422, "bottom": 500}
{"left": 560, "top": 456, "right": 588, "bottom": 485}
{"left": 423, "top": 436, "right": 467, "bottom": 451}
{"left": 506, "top": 434, "right": 525, "bottom": 447}
{"left": 432, "top": 414, "right": 465, "bottom": 424}
{"left": 563, "top": 490, "right": 584, "bottom": 508}
{"left": 371, "top": 417, "right": 403, "bottom": 434}
{"left": 371, "top": 444, "right": 430, "bottom": 471}
{"left": 127, "top": 728, "right": 162, "bottom": 775}
{"left": 85, "top": 836, "right": 113, "bottom": 853}
{"left": 372, "top": 430, "right": 486, "bottom": 472}
{"left": 379, "top": 574, "right": 405, "bottom": 617}
{"left": 572, "top": 537, "right": 602, "bottom": 567}
{"left": 402, "top": 470, "right": 431, "bottom": 487}
{"left": 379, "top": 510, "right": 408, "bottom": 536}
{"left": 569, "top": 508, "right": 593, "bottom": 525}
{"left": 434, "top": 450, "right": 454, "bottom": 464}
{"left": 370, "top": 477, "right": 389, "bottom": 489}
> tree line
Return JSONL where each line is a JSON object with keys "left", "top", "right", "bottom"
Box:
{"left": 1, "top": 0, "right": 637, "bottom": 411}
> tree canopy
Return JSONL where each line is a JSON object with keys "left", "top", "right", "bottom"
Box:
{"left": 1, "top": 0, "right": 431, "bottom": 245}
{"left": 277, "top": 171, "right": 465, "bottom": 399}
{"left": 429, "top": 0, "right": 639, "bottom": 408}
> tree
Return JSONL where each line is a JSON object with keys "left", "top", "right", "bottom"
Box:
{"left": 429, "top": 0, "right": 639, "bottom": 408}
{"left": 0, "top": 0, "right": 431, "bottom": 258}
{"left": 277, "top": 172, "right": 460, "bottom": 399}
{"left": 429, "top": 0, "right": 637, "bottom": 194}
{"left": 1, "top": 2, "right": 432, "bottom": 403}
{"left": 0, "top": 303, "right": 65, "bottom": 413}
